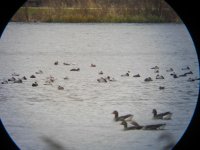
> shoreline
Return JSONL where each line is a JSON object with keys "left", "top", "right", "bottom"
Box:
{"left": 12, "top": 7, "right": 181, "bottom": 23}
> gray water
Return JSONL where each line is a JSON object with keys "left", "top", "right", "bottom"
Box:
{"left": 0, "top": 22, "right": 199, "bottom": 150}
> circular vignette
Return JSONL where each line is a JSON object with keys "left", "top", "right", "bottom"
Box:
{"left": 0, "top": 0, "right": 200, "bottom": 150}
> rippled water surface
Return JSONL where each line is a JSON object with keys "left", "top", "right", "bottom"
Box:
{"left": 0, "top": 23, "right": 199, "bottom": 150}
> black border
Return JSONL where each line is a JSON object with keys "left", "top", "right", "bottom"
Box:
{"left": 0, "top": 0, "right": 199, "bottom": 149}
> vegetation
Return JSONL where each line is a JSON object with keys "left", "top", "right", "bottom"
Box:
{"left": 12, "top": 0, "right": 181, "bottom": 23}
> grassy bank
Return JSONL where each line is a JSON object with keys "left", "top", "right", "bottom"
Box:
{"left": 12, "top": 7, "right": 181, "bottom": 23}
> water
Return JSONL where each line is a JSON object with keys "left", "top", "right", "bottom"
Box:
{"left": 0, "top": 22, "right": 199, "bottom": 150}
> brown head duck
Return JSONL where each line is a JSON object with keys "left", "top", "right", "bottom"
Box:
{"left": 112, "top": 110, "right": 133, "bottom": 121}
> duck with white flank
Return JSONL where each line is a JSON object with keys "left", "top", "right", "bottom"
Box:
{"left": 121, "top": 120, "right": 166, "bottom": 130}
{"left": 152, "top": 109, "right": 172, "bottom": 120}
{"left": 121, "top": 71, "right": 130, "bottom": 77}
{"left": 32, "top": 82, "right": 38, "bottom": 87}
{"left": 112, "top": 110, "right": 133, "bottom": 122}
{"left": 156, "top": 74, "right": 164, "bottom": 79}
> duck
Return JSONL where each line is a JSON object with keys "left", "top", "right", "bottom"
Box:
{"left": 22, "top": 76, "right": 27, "bottom": 80}
{"left": 98, "top": 71, "right": 103, "bottom": 75}
{"left": 32, "top": 82, "right": 38, "bottom": 87}
{"left": 58, "top": 86, "right": 64, "bottom": 90}
{"left": 154, "top": 69, "right": 159, "bottom": 73}
{"left": 181, "top": 66, "right": 190, "bottom": 70}
{"left": 1, "top": 80, "right": 8, "bottom": 84}
{"left": 178, "top": 73, "right": 187, "bottom": 77}
{"left": 8, "top": 77, "right": 16, "bottom": 81}
{"left": 166, "top": 68, "right": 173, "bottom": 72}
{"left": 121, "top": 120, "right": 166, "bottom": 130}
{"left": 14, "top": 79, "right": 23, "bottom": 83}
{"left": 151, "top": 66, "right": 159, "bottom": 69}
{"left": 159, "top": 86, "right": 165, "bottom": 90}
{"left": 70, "top": 68, "right": 80, "bottom": 71}
{"left": 106, "top": 76, "right": 116, "bottom": 82}
{"left": 184, "top": 71, "right": 193, "bottom": 75}
{"left": 35, "top": 70, "right": 43, "bottom": 74}
{"left": 64, "top": 76, "right": 69, "bottom": 80}
{"left": 63, "top": 62, "right": 70, "bottom": 65}
{"left": 12, "top": 73, "right": 20, "bottom": 76}
{"left": 30, "top": 75, "right": 36, "bottom": 78}
{"left": 90, "top": 64, "right": 96, "bottom": 67}
{"left": 97, "top": 77, "right": 107, "bottom": 83}
{"left": 156, "top": 74, "right": 164, "bottom": 79}
{"left": 121, "top": 71, "right": 130, "bottom": 77}
{"left": 152, "top": 109, "right": 172, "bottom": 120}
{"left": 54, "top": 61, "right": 58, "bottom": 65}
{"left": 112, "top": 110, "right": 133, "bottom": 122}
{"left": 144, "top": 77, "right": 153, "bottom": 82}
{"left": 133, "top": 74, "right": 140, "bottom": 77}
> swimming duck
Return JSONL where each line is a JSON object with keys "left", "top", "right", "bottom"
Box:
{"left": 14, "top": 79, "right": 23, "bottom": 83}
{"left": 35, "top": 70, "right": 43, "bottom": 74}
{"left": 159, "top": 86, "right": 165, "bottom": 90}
{"left": 98, "top": 71, "right": 103, "bottom": 75}
{"left": 22, "top": 76, "right": 27, "bottom": 80}
{"left": 151, "top": 66, "right": 159, "bottom": 69}
{"left": 181, "top": 66, "right": 190, "bottom": 70}
{"left": 144, "top": 77, "right": 153, "bottom": 82}
{"left": 106, "top": 76, "right": 116, "bottom": 82}
{"left": 1, "top": 80, "right": 8, "bottom": 84}
{"left": 133, "top": 74, "right": 140, "bottom": 77}
{"left": 12, "top": 73, "right": 20, "bottom": 76}
{"left": 70, "top": 68, "right": 80, "bottom": 71}
{"left": 184, "top": 71, "right": 193, "bottom": 75}
{"left": 30, "top": 75, "right": 36, "bottom": 78}
{"left": 8, "top": 77, "right": 16, "bottom": 81}
{"left": 63, "top": 62, "right": 70, "bottom": 65}
{"left": 156, "top": 75, "right": 164, "bottom": 79}
{"left": 32, "top": 82, "right": 38, "bottom": 87}
{"left": 91, "top": 64, "right": 96, "bottom": 67}
{"left": 154, "top": 69, "right": 159, "bottom": 73}
{"left": 64, "top": 76, "right": 69, "bottom": 80}
{"left": 166, "top": 68, "right": 173, "bottom": 72}
{"left": 112, "top": 110, "right": 133, "bottom": 122}
{"left": 97, "top": 77, "right": 107, "bottom": 83}
{"left": 54, "top": 61, "right": 58, "bottom": 65}
{"left": 58, "top": 86, "right": 64, "bottom": 90}
{"left": 152, "top": 109, "right": 172, "bottom": 120}
{"left": 121, "top": 71, "right": 130, "bottom": 77}
{"left": 121, "top": 120, "right": 166, "bottom": 130}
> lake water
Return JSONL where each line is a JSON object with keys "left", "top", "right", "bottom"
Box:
{"left": 0, "top": 22, "right": 199, "bottom": 150}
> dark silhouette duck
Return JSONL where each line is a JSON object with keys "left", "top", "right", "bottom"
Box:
{"left": 112, "top": 110, "right": 133, "bottom": 121}
{"left": 32, "top": 82, "right": 38, "bottom": 87}
{"left": 152, "top": 109, "right": 172, "bottom": 120}
{"left": 121, "top": 120, "right": 166, "bottom": 130}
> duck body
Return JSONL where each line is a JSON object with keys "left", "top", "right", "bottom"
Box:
{"left": 32, "top": 82, "right": 38, "bottom": 87}
{"left": 144, "top": 77, "right": 153, "bottom": 82}
{"left": 166, "top": 68, "right": 173, "bottom": 72}
{"left": 70, "top": 68, "right": 80, "bottom": 71}
{"left": 133, "top": 74, "right": 140, "bottom": 77}
{"left": 112, "top": 110, "right": 133, "bottom": 122}
{"left": 121, "top": 120, "right": 166, "bottom": 130}
{"left": 156, "top": 75, "right": 164, "bottom": 79}
{"left": 97, "top": 77, "right": 107, "bottom": 83}
{"left": 152, "top": 109, "right": 172, "bottom": 120}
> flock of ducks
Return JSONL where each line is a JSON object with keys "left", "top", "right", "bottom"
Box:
{"left": 112, "top": 109, "right": 172, "bottom": 131}
{"left": 1, "top": 62, "right": 198, "bottom": 91}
